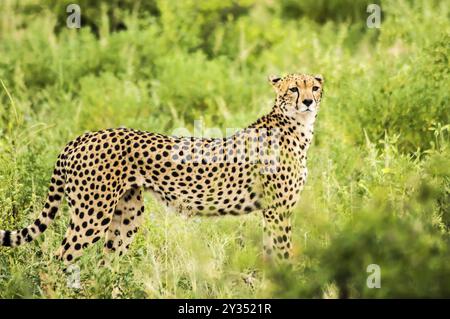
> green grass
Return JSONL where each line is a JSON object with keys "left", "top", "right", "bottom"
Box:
{"left": 0, "top": 0, "right": 449, "bottom": 298}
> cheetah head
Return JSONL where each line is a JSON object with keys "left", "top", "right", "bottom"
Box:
{"left": 268, "top": 73, "right": 324, "bottom": 116}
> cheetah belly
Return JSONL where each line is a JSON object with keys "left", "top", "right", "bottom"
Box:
{"left": 144, "top": 162, "right": 263, "bottom": 217}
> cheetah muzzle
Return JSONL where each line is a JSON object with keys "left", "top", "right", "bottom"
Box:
{"left": 0, "top": 73, "right": 324, "bottom": 264}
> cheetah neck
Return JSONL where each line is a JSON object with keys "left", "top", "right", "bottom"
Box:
{"left": 268, "top": 104, "right": 317, "bottom": 140}
{"left": 296, "top": 111, "right": 317, "bottom": 138}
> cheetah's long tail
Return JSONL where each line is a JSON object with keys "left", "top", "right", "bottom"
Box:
{"left": 0, "top": 155, "right": 66, "bottom": 247}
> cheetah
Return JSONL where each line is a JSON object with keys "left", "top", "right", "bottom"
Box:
{"left": 0, "top": 73, "right": 324, "bottom": 264}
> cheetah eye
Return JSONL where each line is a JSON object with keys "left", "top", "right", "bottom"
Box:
{"left": 312, "top": 86, "right": 320, "bottom": 92}
{"left": 289, "top": 87, "right": 299, "bottom": 93}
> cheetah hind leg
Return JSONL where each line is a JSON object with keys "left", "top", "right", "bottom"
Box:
{"left": 55, "top": 190, "right": 119, "bottom": 265}
{"left": 104, "top": 187, "right": 144, "bottom": 256}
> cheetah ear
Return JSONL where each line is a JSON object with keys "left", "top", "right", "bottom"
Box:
{"left": 314, "top": 74, "right": 324, "bottom": 83}
{"left": 268, "top": 75, "right": 282, "bottom": 91}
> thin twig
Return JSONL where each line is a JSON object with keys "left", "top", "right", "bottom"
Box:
{"left": 0, "top": 79, "right": 19, "bottom": 124}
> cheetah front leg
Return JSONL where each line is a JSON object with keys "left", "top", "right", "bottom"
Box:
{"left": 262, "top": 207, "right": 293, "bottom": 262}
{"left": 104, "top": 187, "right": 144, "bottom": 256}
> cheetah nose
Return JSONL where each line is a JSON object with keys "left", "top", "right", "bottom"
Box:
{"left": 302, "top": 99, "right": 313, "bottom": 107}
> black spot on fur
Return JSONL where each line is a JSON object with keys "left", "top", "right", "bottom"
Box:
{"left": 2, "top": 230, "right": 11, "bottom": 247}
